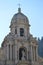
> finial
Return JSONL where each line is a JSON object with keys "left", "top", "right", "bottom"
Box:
{"left": 18, "top": 3, "right": 21, "bottom": 13}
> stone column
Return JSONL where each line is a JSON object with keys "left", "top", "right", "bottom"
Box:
{"left": 4, "top": 45, "right": 7, "bottom": 60}
{"left": 26, "top": 47, "right": 28, "bottom": 60}
{"left": 14, "top": 44, "right": 18, "bottom": 63}
{"left": 10, "top": 45, "right": 12, "bottom": 60}
{"left": 30, "top": 45, "right": 34, "bottom": 61}
{"left": 27, "top": 50, "right": 28, "bottom": 60}
{"left": 32, "top": 46, "right": 35, "bottom": 61}
{"left": 6, "top": 45, "right": 9, "bottom": 60}
{"left": 36, "top": 47, "right": 37, "bottom": 61}
{"left": 12, "top": 45, "right": 13, "bottom": 60}
{"left": 31, "top": 43, "right": 33, "bottom": 61}
{"left": 36, "top": 46, "right": 38, "bottom": 61}
{"left": 34, "top": 46, "right": 37, "bottom": 61}
{"left": 13, "top": 45, "right": 15, "bottom": 61}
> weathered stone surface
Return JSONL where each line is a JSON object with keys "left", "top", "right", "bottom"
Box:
{"left": 0, "top": 7, "right": 43, "bottom": 65}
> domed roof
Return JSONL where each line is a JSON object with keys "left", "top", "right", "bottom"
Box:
{"left": 11, "top": 8, "right": 29, "bottom": 23}
{"left": 10, "top": 8, "right": 30, "bottom": 28}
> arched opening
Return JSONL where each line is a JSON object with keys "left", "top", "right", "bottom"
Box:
{"left": 19, "top": 47, "right": 27, "bottom": 60}
{"left": 20, "top": 28, "right": 24, "bottom": 36}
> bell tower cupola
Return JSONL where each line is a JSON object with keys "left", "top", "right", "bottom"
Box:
{"left": 10, "top": 7, "right": 30, "bottom": 39}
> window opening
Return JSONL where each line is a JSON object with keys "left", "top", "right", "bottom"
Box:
{"left": 20, "top": 28, "right": 24, "bottom": 36}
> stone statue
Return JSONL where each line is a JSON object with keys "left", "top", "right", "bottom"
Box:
{"left": 21, "top": 50, "right": 25, "bottom": 60}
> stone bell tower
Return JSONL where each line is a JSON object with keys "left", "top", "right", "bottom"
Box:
{"left": 2, "top": 7, "right": 39, "bottom": 65}
{"left": 10, "top": 7, "right": 31, "bottom": 62}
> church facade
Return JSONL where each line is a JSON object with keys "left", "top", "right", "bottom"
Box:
{"left": 0, "top": 7, "right": 43, "bottom": 65}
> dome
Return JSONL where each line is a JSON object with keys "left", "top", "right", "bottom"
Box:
{"left": 10, "top": 8, "right": 30, "bottom": 27}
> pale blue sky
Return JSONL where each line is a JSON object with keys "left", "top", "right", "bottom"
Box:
{"left": 0, "top": 0, "right": 43, "bottom": 46}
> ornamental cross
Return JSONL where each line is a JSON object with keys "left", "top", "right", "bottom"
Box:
{"left": 18, "top": 3, "right": 21, "bottom": 8}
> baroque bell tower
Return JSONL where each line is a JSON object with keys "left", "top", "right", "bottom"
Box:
{"left": 10, "top": 7, "right": 31, "bottom": 63}
{"left": 2, "top": 7, "right": 39, "bottom": 65}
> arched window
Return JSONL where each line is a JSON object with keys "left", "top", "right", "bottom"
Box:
{"left": 20, "top": 28, "right": 24, "bottom": 36}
